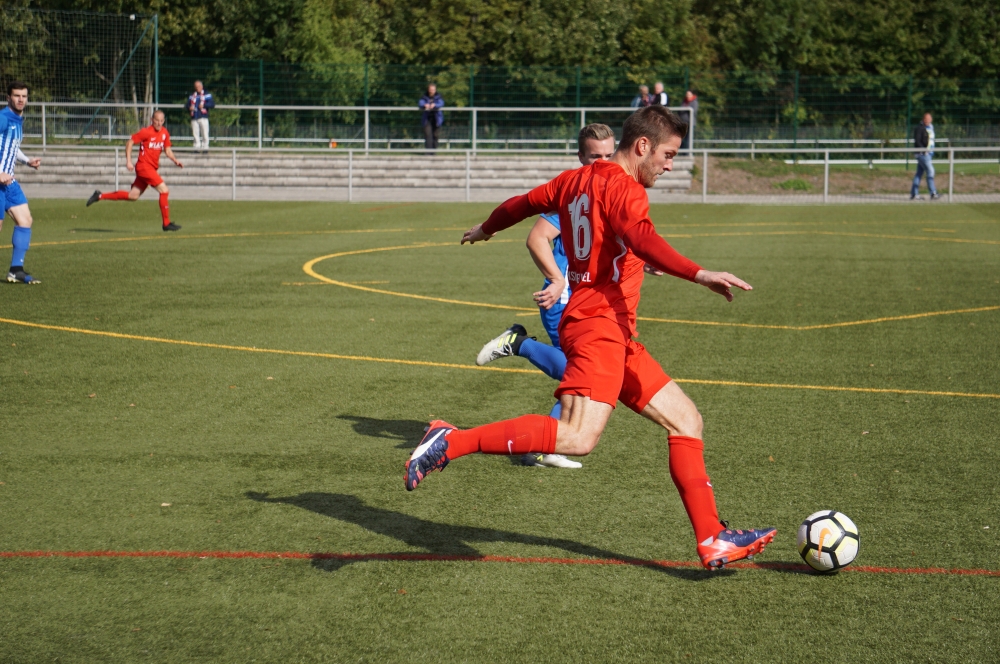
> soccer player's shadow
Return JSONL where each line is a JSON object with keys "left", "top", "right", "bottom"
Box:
{"left": 245, "top": 491, "right": 722, "bottom": 580}
{"left": 337, "top": 415, "right": 429, "bottom": 449}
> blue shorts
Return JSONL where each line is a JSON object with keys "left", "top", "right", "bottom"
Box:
{"left": 1, "top": 181, "right": 28, "bottom": 212}
{"left": 540, "top": 301, "right": 565, "bottom": 348}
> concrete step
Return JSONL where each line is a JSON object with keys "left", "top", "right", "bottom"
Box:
{"left": 17, "top": 151, "right": 695, "bottom": 192}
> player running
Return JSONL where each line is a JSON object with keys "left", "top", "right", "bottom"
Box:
{"left": 406, "top": 106, "right": 776, "bottom": 569}
{"left": 1, "top": 81, "right": 43, "bottom": 284}
{"left": 476, "top": 124, "right": 617, "bottom": 469}
{"left": 86, "top": 110, "right": 183, "bottom": 231}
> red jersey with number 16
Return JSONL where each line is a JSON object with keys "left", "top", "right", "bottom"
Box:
{"left": 131, "top": 125, "right": 171, "bottom": 170}
{"left": 524, "top": 160, "right": 681, "bottom": 336}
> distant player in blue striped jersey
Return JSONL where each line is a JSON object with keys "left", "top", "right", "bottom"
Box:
{"left": 1, "top": 81, "right": 42, "bottom": 284}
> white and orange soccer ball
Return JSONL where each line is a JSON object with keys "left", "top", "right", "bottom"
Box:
{"left": 797, "top": 510, "right": 860, "bottom": 572}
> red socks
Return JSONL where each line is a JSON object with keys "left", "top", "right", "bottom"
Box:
{"left": 159, "top": 193, "right": 170, "bottom": 227}
{"left": 99, "top": 190, "right": 130, "bottom": 201}
{"left": 668, "top": 436, "right": 724, "bottom": 543}
{"left": 445, "top": 415, "right": 557, "bottom": 460}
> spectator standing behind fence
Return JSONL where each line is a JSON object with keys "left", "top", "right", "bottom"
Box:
{"left": 185, "top": 80, "right": 215, "bottom": 152}
{"left": 680, "top": 90, "right": 698, "bottom": 151}
{"left": 420, "top": 84, "right": 445, "bottom": 152}
{"left": 650, "top": 82, "right": 668, "bottom": 106}
{"left": 631, "top": 85, "right": 651, "bottom": 108}
{"left": 911, "top": 112, "right": 940, "bottom": 201}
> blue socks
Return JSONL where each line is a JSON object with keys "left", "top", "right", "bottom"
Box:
{"left": 10, "top": 226, "right": 31, "bottom": 269}
{"left": 517, "top": 337, "right": 567, "bottom": 381}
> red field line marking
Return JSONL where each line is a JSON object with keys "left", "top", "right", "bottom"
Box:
{"left": 2, "top": 551, "right": 997, "bottom": 576}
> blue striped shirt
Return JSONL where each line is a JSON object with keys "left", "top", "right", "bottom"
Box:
{"left": 0, "top": 107, "right": 24, "bottom": 179}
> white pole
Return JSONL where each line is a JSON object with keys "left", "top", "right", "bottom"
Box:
{"left": 257, "top": 107, "right": 263, "bottom": 150}
{"left": 348, "top": 150, "right": 354, "bottom": 202}
{"left": 115, "top": 147, "right": 119, "bottom": 190}
{"left": 364, "top": 108, "right": 369, "bottom": 154}
{"left": 41, "top": 104, "right": 46, "bottom": 148}
{"left": 580, "top": 109, "right": 585, "bottom": 130}
{"left": 472, "top": 109, "right": 477, "bottom": 155}
{"left": 232, "top": 149, "right": 237, "bottom": 201}
{"left": 948, "top": 149, "right": 954, "bottom": 202}
{"left": 465, "top": 150, "right": 471, "bottom": 202}
{"left": 751, "top": 140, "right": 754, "bottom": 160}
{"left": 702, "top": 151, "right": 708, "bottom": 203}
{"left": 824, "top": 150, "right": 829, "bottom": 203}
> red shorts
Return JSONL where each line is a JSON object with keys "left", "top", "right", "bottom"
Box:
{"left": 555, "top": 316, "right": 671, "bottom": 413}
{"left": 131, "top": 163, "right": 163, "bottom": 191}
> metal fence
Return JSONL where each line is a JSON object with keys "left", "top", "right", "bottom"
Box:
{"left": 17, "top": 102, "right": 695, "bottom": 152}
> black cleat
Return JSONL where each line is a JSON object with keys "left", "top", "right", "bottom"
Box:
{"left": 86, "top": 190, "right": 101, "bottom": 207}
{"left": 162, "top": 223, "right": 182, "bottom": 232}
{"left": 7, "top": 269, "right": 40, "bottom": 284}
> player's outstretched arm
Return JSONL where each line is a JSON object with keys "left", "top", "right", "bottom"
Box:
{"left": 693, "top": 270, "right": 752, "bottom": 302}
{"left": 165, "top": 146, "right": 183, "bottom": 168}
{"left": 463, "top": 181, "right": 560, "bottom": 246}
{"left": 526, "top": 218, "right": 565, "bottom": 309}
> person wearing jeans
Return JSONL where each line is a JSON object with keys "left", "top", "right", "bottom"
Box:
{"left": 186, "top": 80, "right": 215, "bottom": 152}
{"left": 911, "top": 112, "right": 939, "bottom": 200}
{"left": 419, "top": 84, "right": 444, "bottom": 152}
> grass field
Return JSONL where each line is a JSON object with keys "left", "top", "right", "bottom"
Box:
{"left": 2, "top": 199, "right": 999, "bottom": 662}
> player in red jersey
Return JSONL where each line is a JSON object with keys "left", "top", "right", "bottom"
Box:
{"left": 86, "top": 110, "right": 184, "bottom": 231}
{"left": 405, "top": 106, "right": 775, "bottom": 569}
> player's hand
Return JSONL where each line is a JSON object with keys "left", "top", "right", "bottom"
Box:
{"left": 533, "top": 278, "right": 564, "bottom": 310}
{"left": 694, "top": 269, "right": 752, "bottom": 302}
{"left": 0, "top": 173, "right": 12, "bottom": 185}
{"left": 643, "top": 263, "right": 664, "bottom": 276}
{"left": 126, "top": 162, "right": 135, "bottom": 172}
{"left": 27, "top": 158, "right": 41, "bottom": 170}
{"left": 461, "top": 223, "right": 493, "bottom": 245}
{"left": 175, "top": 161, "right": 184, "bottom": 169}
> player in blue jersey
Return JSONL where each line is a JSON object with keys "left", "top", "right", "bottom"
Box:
{"left": 475, "top": 124, "right": 617, "bottom": 468}
{"left": 0, "top": 81, "right": 42, "bottom": 284}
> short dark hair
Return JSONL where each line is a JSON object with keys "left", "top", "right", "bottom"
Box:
{"left": 578, "top": 123, "right": 615, "bottom": 153}
{"left": 7, "top": 81, "right": 28, "bottom": 96}
{"left": 619, "top": 106, "right": 687, "bottom": 151}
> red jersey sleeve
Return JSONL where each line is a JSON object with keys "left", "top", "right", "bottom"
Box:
{"left": 163, "top": 130, "right": 171, "bottom": 148}
{"left": 131, "top": 126, "right": 152, "bottom": 144}
{"left": 623, "top": 221, "right": 702, "bottom": 282}
{"left": 481, "top": 171, "right": 565, "bottom": 236}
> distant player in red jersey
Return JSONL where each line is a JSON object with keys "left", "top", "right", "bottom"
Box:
{"left": 405, "top": 106, "right": 776, "bottom": 569}
{"left": 86, "top": 110, "right": 184, "bottom": 231}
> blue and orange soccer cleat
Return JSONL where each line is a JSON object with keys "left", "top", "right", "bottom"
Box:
{"left": 404, "top": 420, "right": 455, "bottom": 491}
{"left": 697, "top": 524, "right": 777, "bottom": 569}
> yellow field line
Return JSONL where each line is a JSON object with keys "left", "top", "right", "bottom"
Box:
{"left": 33, "top": 226, "right": 469, "bottom": 248}
{"left": 303, "top": 242, "right": 536, "bottom": 313}
{"left": 305, "top": 244, "right": 999, "bottom": 330}
{"left": 2, "top": 316, "right": 997, "bottom": 399}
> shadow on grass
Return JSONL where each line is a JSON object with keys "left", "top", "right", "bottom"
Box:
{"left": 337, "top": 415, "right": 427, "bottom": 449}
{"left": 246, "top": 491, "right": 723, "bottom": 580}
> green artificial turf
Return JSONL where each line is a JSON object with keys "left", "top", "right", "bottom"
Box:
{"left": 1, "top": 200, "right": 998, "bottom": 662}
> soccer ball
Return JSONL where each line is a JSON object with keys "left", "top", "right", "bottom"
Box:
{"left": 797, "top": 511, "right": 860, "bottom": 572}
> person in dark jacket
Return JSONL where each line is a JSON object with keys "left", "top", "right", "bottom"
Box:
{"left": 185, "top": 80, "right": 215, "bottom": 152}
{"left": 420, "top": 84, "right": 445, "bottom": 152}
{"left": 650, "top": 82, "right": 668, "bottom": 106}
{"left": 911, "top": 112, "right": 939, "bottom": 200}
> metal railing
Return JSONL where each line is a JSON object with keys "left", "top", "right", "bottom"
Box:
{"left": 18, "top": 102, "right": 695, "bottom": 154}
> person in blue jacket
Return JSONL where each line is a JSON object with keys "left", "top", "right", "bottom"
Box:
{"left": 185, "top": 80, "right": 216, "bottom": 152}
{"left": 419, "top": 84, "right": 445, "bottom": 152}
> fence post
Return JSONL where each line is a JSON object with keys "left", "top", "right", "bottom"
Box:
{"left": 153, "top": 15, "right": 159, "bottom": 106}
{"left": 823, "top": 150, "right": 829, "bottom": 203}
{"left": 257, "top": 107, "right": 263, "bottom": 150}
{"left": 905, "top": 75, "right": 913, "bottom": 171}
{"left": 469, "top": 65, "right": 475, "bottom": 107}
{"left": 363, "top": 63, "right": 369, "bottom": 106}
{"left": 231, "top": 149, "right": 237, "bottom": 201}
{"left": 364, "top": 108, "right": 369, "bottom": 154}
{"left": 259, "top": 60, "right": 264, "bottom": 105}
{"left": 471, "top": 109, "right": 477, "bottom": 155}
{"left": 702, "top": 150, "right": 708, "bottom": 203}
{"left": 948, "top": 148, "right": 954, "bottom": 202}
{"left": 580, "top": 109, "right": 586, "bottom": 130}
{"left": 41, "top": 103, "right": 46, "bottom": 148}
{"left": 750, "top": 139, "right": 755, "bottom": 160}
{"left": 348, "top": 150, "right": 353, "bottom": 202}
{"left": 465, "top": 150, "right": 471, "bottom": 203}
{"left": 115, "top": 147, "right": 120, "bottom": 190}
{"left": 792, "top": 70, "right": 799, "bottom": 153}
{"left": 575, "top": 66, "right": 581, "bottom": 107}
